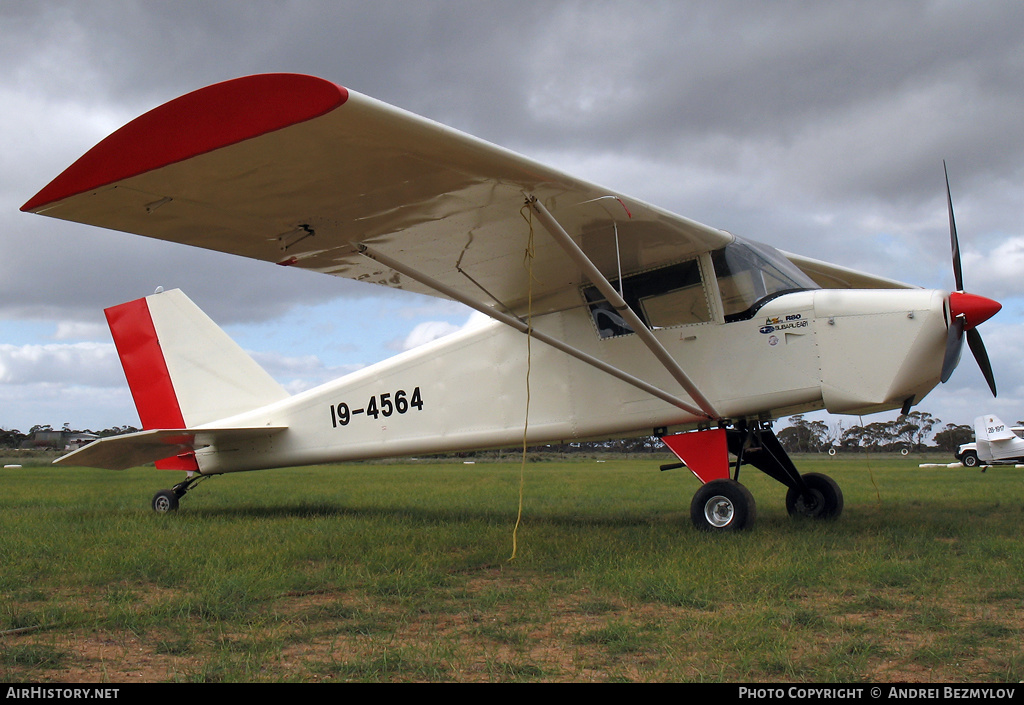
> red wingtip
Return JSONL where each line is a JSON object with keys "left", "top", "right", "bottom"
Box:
{"left": 22, "top": 73, "right": 348, "bottom": 213}
{"left": 950, "top": 291, "right": 1001, "bottom": 330}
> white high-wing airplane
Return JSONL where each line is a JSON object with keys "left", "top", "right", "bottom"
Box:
{"left": 22, "top": 74, "right": 1001, "bottom": 531}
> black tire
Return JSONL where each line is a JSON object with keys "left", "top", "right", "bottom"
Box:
{"left": 152, "top": 489, "right": 179, "bottom": 514}
{"left": 690, "top": 479, "right": 756, "bottom": 532}
{"left": 786, "top": 472, "right": 843, "bottom": 520}
{"left": 961, "top": 451, "right": 979, "bottom": 468}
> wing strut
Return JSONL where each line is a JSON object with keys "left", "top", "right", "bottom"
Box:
{"left": 525, "top": 195, "right": 719, "bottom": 420}
{"left": 357, "top": 244, "right": 709, "bottom": 418}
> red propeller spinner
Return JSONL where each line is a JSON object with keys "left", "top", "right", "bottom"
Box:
{"left": 949, "top": 291, "right": 1001, "bottom": 331}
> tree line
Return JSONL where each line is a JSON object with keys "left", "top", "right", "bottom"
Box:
{"left": 0, "top": 424, "right": 140, "bottom": 449}
{"left": 777, "top": 411, "right": 983, "bottom": 454}
{"left": 472, "top": 410, "right": 981, "bottom": 457}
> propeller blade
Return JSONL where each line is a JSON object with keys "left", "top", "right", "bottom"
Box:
{"left": 940, "top": 315, "right": 965, "bottom": 383}
{"left": 944, "top": 160, "right": 964, "bottom": 291}
{"left": 940, "top": 164, "right": 999, "bottom": 396}
{"left": 966, "top": 327, "right": 997, "bottom": 396}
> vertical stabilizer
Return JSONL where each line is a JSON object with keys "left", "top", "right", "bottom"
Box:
{"left": 975, "top": 415, "right": 1015, "bottom": 442}
{"left": 106, "top": 289, "right": 289, "bottom": 469}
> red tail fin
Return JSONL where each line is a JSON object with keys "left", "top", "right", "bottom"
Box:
{"left": 105, "top": 296, "right": 197, "bottom": 471}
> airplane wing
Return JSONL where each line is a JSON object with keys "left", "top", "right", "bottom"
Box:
{"left": 22, "top": 73, "right": 913, "bottom": 316}
{"left": 782, "top": 252, "right": 916, "bottom": 290}
{"left": 54, "top": 426, "right": 287, "bottom": 471}
{"left": 22, "top": 73, "right": 735, "bottom": 317}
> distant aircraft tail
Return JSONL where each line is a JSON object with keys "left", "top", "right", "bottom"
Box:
{"left": 974, "top": 415, "right": 1016, "bottom": 442}
{"left": 104, "top": 288, "right": 289, "bottom": 470}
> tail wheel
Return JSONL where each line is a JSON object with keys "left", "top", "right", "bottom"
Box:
{"left": 690, "top": 479, "right": 756, "bottom": 532}
{"left": 152, "top": 489, "right": 180, "bottom": 514}
{"left": 786, "top": 472, "right": 843, "bottom": 520}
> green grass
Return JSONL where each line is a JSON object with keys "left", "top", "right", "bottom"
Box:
{"left": 0, "top": 454, "right": 1022, "bottom": 682}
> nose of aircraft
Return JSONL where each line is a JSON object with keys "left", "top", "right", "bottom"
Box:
{"left": 949, "top": 291, "right": 1001, "bottom": 330}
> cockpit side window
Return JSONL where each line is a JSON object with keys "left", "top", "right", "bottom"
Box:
{"left": 711, "top": 238, "right": 819, "bottom": 321}
{"left": 583, "top": 258, "right": 711, "bottom": 339}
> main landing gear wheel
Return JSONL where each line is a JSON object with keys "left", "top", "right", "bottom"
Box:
{"left": 152, "top": 489, "right": 180, "bottom": 514}
{"left": 690, "top": 479, "right": 757, "bottom": 532}
{"left": 785, "top": 472, "right": 843, "bottom": 520}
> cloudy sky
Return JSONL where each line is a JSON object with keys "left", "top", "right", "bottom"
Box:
{"left": 2, "top": 0, "right": 1022, "bottom": 438}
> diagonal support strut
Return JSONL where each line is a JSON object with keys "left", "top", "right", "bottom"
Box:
{"left": 357, "top": 244, "right": 709, "bottom": 417}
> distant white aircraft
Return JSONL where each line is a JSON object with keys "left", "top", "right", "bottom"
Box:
{"left": 961, "top": 415, "right": 1024, "bottom": 467}
{"left": 22, "top": 74, "right": 1001, "bottom": 530}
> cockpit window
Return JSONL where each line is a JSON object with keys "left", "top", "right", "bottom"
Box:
{"left": 711, "top": 237, "right": 819, "bottom": 321}
{"left": 583, "top": 258, "right": 711, "bottom": 339}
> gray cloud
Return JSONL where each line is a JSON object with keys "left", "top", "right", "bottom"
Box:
{"left": 3, "top": 0, "right": 1021, "bottom": 430}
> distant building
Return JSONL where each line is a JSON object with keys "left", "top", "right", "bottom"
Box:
{"left": 20, "top": 430, "right": 98, "bottom": 450}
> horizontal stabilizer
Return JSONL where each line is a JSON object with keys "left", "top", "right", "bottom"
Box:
{"left": 54, "top": 426, "right": 287, "bottom": 471}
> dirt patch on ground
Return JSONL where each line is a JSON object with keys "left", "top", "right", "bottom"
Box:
{"left": 3, "top": 575, "right": 1021, "bottom": 682}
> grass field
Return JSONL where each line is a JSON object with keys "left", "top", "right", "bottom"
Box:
{"left": 1, "top": 453, "right": 1022, "bottom": 682}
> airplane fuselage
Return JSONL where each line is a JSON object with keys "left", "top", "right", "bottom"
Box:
{"left": 194, "top": 286, "right": 947, "bottom": 474}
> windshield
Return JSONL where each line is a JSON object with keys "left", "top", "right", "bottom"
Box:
{"left": 711, "top": 237, "right": 819, "bottom": 321}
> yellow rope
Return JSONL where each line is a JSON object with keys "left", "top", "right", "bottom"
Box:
{"left": 509, "top": 204, "right": 536, "bottom": 561}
